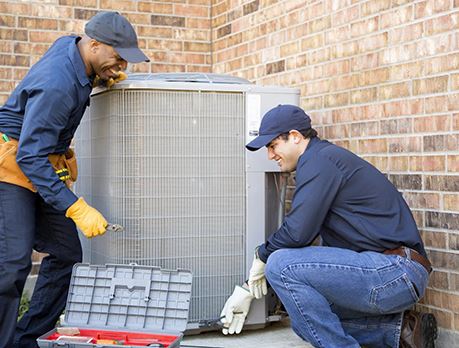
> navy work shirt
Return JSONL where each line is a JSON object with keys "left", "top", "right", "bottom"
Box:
{"left": 258, "top": 137, "right": 427, "bottom": 262}
{"left": 0, "top": 36, "right": 92, "bottom": 211}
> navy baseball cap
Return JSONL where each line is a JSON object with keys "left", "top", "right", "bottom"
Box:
{"left": 246, "top": 104, "right": 311, "bottom": 151}
{"left": 85, "top": 11, "right": 149, "bottom": 63}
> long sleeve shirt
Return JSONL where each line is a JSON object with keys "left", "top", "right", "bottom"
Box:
{"left": 0, "top": 36, "right": 93, "bottom": 211}
{"left": 257, "top": 137, "right": 427, "bottom": 262}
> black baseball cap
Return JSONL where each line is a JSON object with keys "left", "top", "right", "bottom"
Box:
{"left": 85, "top": 11, "right": 149, "bottom": 63}
{"left": 246, "top": 104, "right": 311, "bottom": 151}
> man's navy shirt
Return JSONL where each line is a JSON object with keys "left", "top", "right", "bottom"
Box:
{"left": 258, "top": 137, "right": 426, "bottom": 262}
{"left": 0, "top": 36, "right": 92, "bottom": 211}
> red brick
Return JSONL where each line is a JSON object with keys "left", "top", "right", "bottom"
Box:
{"left": 300, "top": 32, "right": 322, "bottom": 49}
{"left": 331, "top": 41, "right": 358, "bottom": 59}
{"left": 361, "top": 0, "right": 391, "bottom": 16}
{"left": 382, "top": 99, "right": 424, "bottom": 117}
{"left": 139, "top": 2, "right": 173, "bottom": 14}
{"left": 414, "top": 115, "right": 450, "bottom": 133}
{"left": 415, "top": 0, "right": 451, "bottom": 19}
{"left": 175, "top": 4, "right": 209, "bottom": 17}
{"left": 332, "top": 4, "right": 359, "bottom": 26}
{"left": 388, "top": 62, "right": 423, "bottom": 80}
{"left": 411, "top": 155, "right": 446, "bottom": 172}
{"left": 0, "top": 68, "right": 12, "bottom": 79}
{"left": 454, "top": 113, "right": 459, "bottom": 130}
{"left": 0, "top": 2, "right": 31, "bottom": 14}
{"left": 444, "top": 194, "right": 459, "bottom": 211}
{"left": 30, "top": 5, "right": 72, "bottom": 18}
{"left": 448, "top": 93, "right": 459, "bottom": 111}
{"left": 359, "top": 32, "right": 388, "bottom": 54}
{"left": 29, "top": 31, "right": 62, "bottom": 43}
{"left": 388, "top": 23, "right": 423, "bottom": 44}
{"left": 350, "top": 121, "right": 379, "bottom": 137}
{"left": 424, "top": 53, "right": 459, "bottom": 75}
{"left": 0, "top": 41, "right": 12, "bottom": 53}
{"left": 351, "top": 53, "right": 379, "bottom": 71}
{"left": 388, "top": 136, "right": 422, "bottom": 153}
{"left": 381, "top": 118, "right": 412, "bottom": 134}
{"left": 18, "top": 17, "right": 58, "bottom": 30}
{"left": 324, "top": 92, "right": 349, "bottom": 108}
{"left": 325, "top": 26, "right": 350, "bottom": 45}
{"left": 388, "top": 156, "right": 409, "bottom": 171}
{"left": 358, "top": 139, "right": 388, "bottom": 154}
{"left": 184, "top": 41, "right": 210, "bottom": 52}
{"left": 351, "top": 16, "right": 379, "bottom": 38}
{"left": 425, "top": 95, "right": 449, "bottom": 113}
{"left": 448, "top": 155, "right": 459, "bottom": 172}
{"left": 13, "top": 68, "right": 28, "bottom": 80}
{"left": 301, "top": 96, "right": 323, "bottom": 111}
{"left": 0, "top": 14, "right": 15, "bottom": 27}
{"left": 420, "top": 230, "right": 447, "bottom": 249}
{"left": 350, "top": 88, "right": 377, "bottom": 104}
{"left": 99, "top": 0, "right": 137, "bottom": 11}
{"left": 425, "top": 13, "right": 459, "bottom": 36}
{"left": 381, "top": 4, "right": 413, "bottom": 29}
{"left": 324, "top": 124, "right": 350, "bottom": 139}
{"left": 379, "top": 82, "right": 410, "bottom": 100}
{"left": 0, "top": 28, "right": 28, "bottom": 42}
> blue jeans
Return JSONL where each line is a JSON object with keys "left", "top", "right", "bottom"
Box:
{"left": 265, "top": 246, "right": 429, "bottom": 348}
{"left": 0, "top": 182, "right": 82, "bottom": 348}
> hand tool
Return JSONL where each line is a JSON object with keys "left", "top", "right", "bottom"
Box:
{"left": 106, "top": 224, "right": 124, "bottom": 233}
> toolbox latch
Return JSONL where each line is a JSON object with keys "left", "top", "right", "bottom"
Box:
{"left": 109, "top": 278, "right": 151, "bottom": 302}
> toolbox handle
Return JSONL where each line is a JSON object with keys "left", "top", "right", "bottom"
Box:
{"left": 109, "top": 278, "right": 151, "bottom": 302}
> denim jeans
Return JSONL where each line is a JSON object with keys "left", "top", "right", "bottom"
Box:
{"left": 265, "top": 246, "right": 429, "bottom": 348}
{"left": 0, "top": 182, "right": 82, "bottom": 348}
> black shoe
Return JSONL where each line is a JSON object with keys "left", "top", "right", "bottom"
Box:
{"left": 400, "top": 310, "right": 438, "bottom": 348}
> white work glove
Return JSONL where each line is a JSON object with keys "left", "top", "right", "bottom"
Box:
{"left": 220, "top": 285, "right": 254, "bottom": 335}
{"left": 248, "top": 250, "right": 267, "bottom": 299}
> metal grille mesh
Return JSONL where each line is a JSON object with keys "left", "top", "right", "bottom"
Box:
{"left": 74, "top": 89, "right": 246, "bottom": 323}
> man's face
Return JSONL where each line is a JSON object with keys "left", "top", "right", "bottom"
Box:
{"left": 266, "top": 134, "right": 299, "bottom": 172}
{"left": 91, "top": 42, "right": 128, "bottom": 80}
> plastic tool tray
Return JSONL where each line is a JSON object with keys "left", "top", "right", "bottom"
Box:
{"left": 37, "top": 263, "right": 192, "bottom": 348}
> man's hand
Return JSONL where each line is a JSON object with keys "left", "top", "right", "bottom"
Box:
{"left": 248, "top": 251, "right": 267, "bottom": 299}
{"left": 92, "top": 71, "right": 127, "bottom": 88}
{"left": 66, "top": 197, "right": 108, "bottom": 238}
{"left": 106, "top": 70, "right": 127, "bottom": 88}
{"left": 220, "top": 285, "right": 254, "bottom": 335}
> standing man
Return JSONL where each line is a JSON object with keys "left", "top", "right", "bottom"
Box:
{"left": 220, "top": 105, "right": 437, "bottom": 347}
{"left": 0, "top": 11, "right": 149, "bottom": 348}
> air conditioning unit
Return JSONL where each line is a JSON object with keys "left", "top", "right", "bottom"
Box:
{"left": 74, "top": 73, "right": 300, "bottom": 329}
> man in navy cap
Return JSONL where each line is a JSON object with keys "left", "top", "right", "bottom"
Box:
{"left": 0, "top": 11, "right": 148, "bottom": 348}
{"left": 220, "top": 105, "right": 437, "bottom": 347}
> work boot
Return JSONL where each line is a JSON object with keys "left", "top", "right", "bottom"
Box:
{"left": 400, "top": 310, "right": 438, "bottom": 348}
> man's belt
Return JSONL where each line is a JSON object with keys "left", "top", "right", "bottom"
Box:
{"left": 384, "top": 247, "right": 432, "bottom": 274}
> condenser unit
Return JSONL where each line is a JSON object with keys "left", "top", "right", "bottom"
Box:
{"left": 74, "top": 73, "right": 300, "bottom": 329}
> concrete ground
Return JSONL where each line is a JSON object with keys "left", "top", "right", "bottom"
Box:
{"left": 181, "top": 319, "right": 312, "bottom": 348}
{"left": 182, "top": 320, "right": 458, "bottom": 348}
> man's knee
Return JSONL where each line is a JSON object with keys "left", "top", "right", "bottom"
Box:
{"left": 265, "top": 249, "right": 291, "bottom": 283}
{"left": 0, "top": 264, "right": 30, "bottom": 297}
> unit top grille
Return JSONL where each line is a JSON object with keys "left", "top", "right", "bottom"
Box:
{"left": 125, "top": 73, "right": 251, "bottom": 84}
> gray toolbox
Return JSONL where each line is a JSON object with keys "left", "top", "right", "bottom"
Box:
{"left": 37, "top": 263, "right": 192, "bottom": 347}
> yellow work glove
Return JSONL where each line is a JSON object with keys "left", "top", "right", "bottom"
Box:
{"left": 93, "top": 71, "right": 127, "bottom": 88}
{"left": 65, "top": 197, "right": 108, "bottom": 238}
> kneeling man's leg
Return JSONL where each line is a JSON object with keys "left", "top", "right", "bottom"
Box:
{"left": 265, "top": 246, "right": 426, "bottom": 348}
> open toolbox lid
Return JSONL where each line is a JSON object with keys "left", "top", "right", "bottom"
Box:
{"left": 63, "top": 263, "right": 192, "bottom": 334}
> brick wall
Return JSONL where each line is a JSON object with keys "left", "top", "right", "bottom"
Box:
{"left": 0, "top": 0, "right": 212, "bottom": 104}
{"left": 212, "top": 0, "right": 459, "bottom": 341}
{"left": 1, "top": 0, "right": 458, "bottom": 343}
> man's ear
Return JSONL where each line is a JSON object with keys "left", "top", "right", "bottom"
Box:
{"left": 89, "top": 39, "right": 101, "bottom": 54}
{"left": 289, "top": 130, "right": 302, "bottom": 143}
